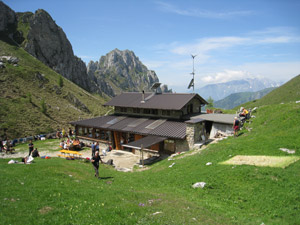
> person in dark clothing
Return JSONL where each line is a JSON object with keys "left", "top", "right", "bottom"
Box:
{"left": 91, "top": 142, "right": 96, "bottom": 157}
{"left": 91, "top": 151, "right": 103, "bottom": 178}
{"left": 233, "top": 117, "right": 240, "bottom": 137}
{"left": 32, "top": 148, "right": 40, "bottom": 157}
{"left": 68, "top": 128, "right": 73, "bottom": 138}
{"left": 28, "top": 140, "right": 34, "bottom": 156}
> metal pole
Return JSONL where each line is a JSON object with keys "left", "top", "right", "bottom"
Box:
{"left": 141, "top": 144, "right": 144, "bottom": 167}
{"left": 191, "top": 55, "right": 197, "bottom": 93}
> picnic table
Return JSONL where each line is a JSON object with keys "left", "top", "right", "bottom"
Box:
{"left": 57, "top": 150, "right": 82, "bottom": 159}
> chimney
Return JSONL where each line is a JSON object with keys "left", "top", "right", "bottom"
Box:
{"left": 141, "top": 90, "right": 145, "bottom": 103}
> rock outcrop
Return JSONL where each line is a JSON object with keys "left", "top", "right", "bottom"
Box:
{"left": 87, "top": 49, "right": 171, "bottom": 96}
{"left": 1, "top": 2, "right": 171, "bottom": 97}
{"left": 23, "top": 9, "right": 99, "bottom": 93}
{"left": 0, "top": 1, "right": 16, "bottom": 32}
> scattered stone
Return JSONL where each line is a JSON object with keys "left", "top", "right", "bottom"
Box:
{"left": 251, "top": 115, "right": 256, "bottom": 118}
{"left": 296, "top": 100, "right": 300, "bottom": 104}
{"left": 69, "top": 175, "right": 72, "bottom": 177}
{"left": 214, "top": 130, "right": 231, "bottom": 138}
{"left": 279, "top": 148, "right": 295, "bottom": 154}
{"left": 206, "top": 162, "right": 212, "bottom": 166}
{"left": 192, "top": 182, "right": 206, "bottom": 189}
{"left": 39, "top": 206, "right": 53, "bottom": 214}
{"left": 0, "top": 62, "right": 5, "bottom": 68}
{"left": 116, "top": 167, "right": 131, "bottom": 172}
{"left": 152, "top": 212, "right": 162, "bottom": 215}
{"left": 169, "top": 163, "right": 175, "bottom": 168}
{"left": 0, "top": 56, "right": 19, "bottom": 64}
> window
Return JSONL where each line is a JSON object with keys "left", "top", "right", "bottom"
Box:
{"left": 187, "top": 104, "right": 193, "bottom": 114}
{"left": 143, "top": 109, "right": 151, "bottom": 114}
{"left": 120, "top": 107, "right": 127, "bottom": 112}
{"left": 151, "top": 109, "right": 158, "bottom": 115}
{"left": 162, "top": 110, "right": 171, "bottom": 116}
{"left": 133, "top": 108, "right": 140, "bottom": 113}
{"left": 164, "top": 140, "right": 175, "bottom": 152}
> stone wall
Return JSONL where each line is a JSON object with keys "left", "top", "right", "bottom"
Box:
{"left": 186, "top": 122, "right": 206, "bottom": 149}
{"left": 209, "top": 123, "right": 233, "bottom": 138}
{"left": 175, "top": 139, "right": 189, "bottom": 152}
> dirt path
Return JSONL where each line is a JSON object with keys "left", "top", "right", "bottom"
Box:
{"left": 1, "top": 150, "right": 140, "bottom": 172}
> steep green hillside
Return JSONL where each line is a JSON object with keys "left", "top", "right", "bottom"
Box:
{"left": 214, "top": 87, "right": 276, "bottom": 109}
{"left": 0, "top": 40, "right": 108, "bottom": 139}
{"left": 243, "top": 74, "right": 300, "bottom": 108}
{"left": 0, "top": 101, "right": 299, "bottom": 224}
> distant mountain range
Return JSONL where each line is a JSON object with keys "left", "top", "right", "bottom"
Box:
{"left": 198, "top": 78, "right": 281, "bottom": 101}
{"left": 214, "top": 87, "right": 276, "bottom": 109}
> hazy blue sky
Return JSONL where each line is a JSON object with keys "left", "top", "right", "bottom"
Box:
{"left": 5, "top": 0, "right": 300, "bottom": 92}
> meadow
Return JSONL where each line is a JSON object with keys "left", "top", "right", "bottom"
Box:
{"left": 0, "top": 102, "right": 299, "bottom": 224}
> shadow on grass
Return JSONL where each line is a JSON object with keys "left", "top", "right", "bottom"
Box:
{"left": 99, "top": 176, "right": 114, "bottom": 180}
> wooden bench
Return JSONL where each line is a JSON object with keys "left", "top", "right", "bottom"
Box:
{"left": 58, "top": 150, "right": 82, "bottom": 159}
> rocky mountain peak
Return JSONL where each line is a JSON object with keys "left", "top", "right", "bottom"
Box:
{"left": 86, "top": 48, "right": 173, "bottom": 97}
{"left": 0, "top": 1, "right": 17, "bottom": 32}
{"left": 21, "top": 8, "right": 99, "bottom": 93}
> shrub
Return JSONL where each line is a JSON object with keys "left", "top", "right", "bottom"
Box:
{"left": 58, "top": 75, "right": 64, "bottom": 87}
{"left": 40, "top": 98, "right": 47, "bottom": 114}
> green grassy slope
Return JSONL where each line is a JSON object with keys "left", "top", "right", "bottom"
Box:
{"left": 242, "top": 74, "right": 300, "bottom": 108}
{"left": 0, "top": 101, "right": 299, "bottom": 224}
{"left": 0, "top": 40, "right": 108, "bottom": 139}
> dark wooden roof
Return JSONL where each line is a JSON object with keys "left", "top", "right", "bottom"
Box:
{"left": 71, "top": 115, "right": 187, "bottom": 139}
{"left": 103, "top": 92, "right": 208, "bottom": 110}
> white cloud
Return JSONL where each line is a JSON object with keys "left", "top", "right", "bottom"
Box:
{"left": 201, "top": 70, "right": 253, "bottom": 84}
{"left": 171, "top": 36, "right": 249, "bottom": 56}
{"left": 237, "top": 61, "right": 300, "bottom": 82}
{"left": 156, "top": 2, "right": 253, "bottom": 19}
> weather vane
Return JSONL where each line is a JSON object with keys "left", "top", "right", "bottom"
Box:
{"left": 188, "top": 54, "right": 197, "bottom": 92}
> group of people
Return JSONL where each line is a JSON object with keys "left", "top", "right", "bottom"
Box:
{"left": 56, "top": 128, "right": 74, "bottom": 139}
{"left": 0, "top": 139, "right": 15, "bottom": 154}
{"left": 60, "top": 138, "right": 81, "bottom": 150}
{"left": 233, "top": 107, "right": 251, "bottom": 137}
{"left": 28, "top": 140, "right": 40, "bottom": 157}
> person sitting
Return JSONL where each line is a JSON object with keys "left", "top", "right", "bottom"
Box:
{"left": 239, "top": 107, "right": 248, "bottom": 117}
{"left": 60, "top": 140, "right": 65, "bottom": 149}
{"left": 31, "top": 148, "right": 40, "bottom": 158}
{"left": 63, "top": 142, "right": 68, "bottom": 150}
{"left": 73, "top": 139, "right": 81, "bottom": 150}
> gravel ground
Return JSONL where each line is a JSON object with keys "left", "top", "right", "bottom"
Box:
{"left": 1, "top": 150, "right": 141, "bottom": 172}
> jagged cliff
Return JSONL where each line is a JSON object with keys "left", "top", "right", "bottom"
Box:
{"left": 1, "top": 2, "right": 170, "bottom": 98}
{"left": 87, "top": 49, "right": 171, "bottom": 96}
{"left": 20, "top": 9, "right": 99, "bottom": 93}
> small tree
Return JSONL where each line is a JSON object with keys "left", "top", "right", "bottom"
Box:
{"left": 41, "top": 98, "right": 47, "bottom": 114}
{"left": 58, "top": 75, "right": 64, "bottom": 87}
{"left": 206, "top": 96, "right": 214, "bottom": 108}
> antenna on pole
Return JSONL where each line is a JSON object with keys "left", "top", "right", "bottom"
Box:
{"left": 188, "top": 54, "right": 197, "bottom": 92}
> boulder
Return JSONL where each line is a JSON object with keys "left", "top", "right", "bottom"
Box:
{"left": 192, "top": 182, "right": 206, "bottom": 189}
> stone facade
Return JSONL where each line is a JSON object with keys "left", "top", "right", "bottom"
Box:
{"left": 186, "top": 122, "right": 206, "bottom": 149}
{"left": 175, "top": 139, "right": 189, "bottom": 152}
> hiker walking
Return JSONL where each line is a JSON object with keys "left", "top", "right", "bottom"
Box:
{"left": 28, "top": 140, "right": 34, "bottom": 156}
{"left": 91, "top": 142, "right": 96, "bottom": 157}
{"left": 233, "top": 117, "right": 240, "bottom": 137}
{"left": 91, "top": 151, "right": 103, "bottom": 178}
